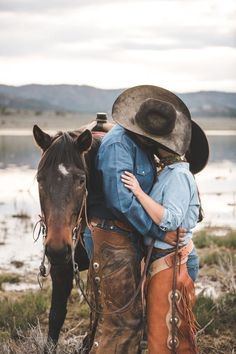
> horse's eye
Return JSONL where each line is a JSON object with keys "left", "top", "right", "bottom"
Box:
{"left": 79, "top": 176, "right": 86, "bottom": 185}
{"left": 73, "top": 174, "right": 86, "bottom": 185}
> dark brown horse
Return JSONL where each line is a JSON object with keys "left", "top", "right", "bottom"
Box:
{"left": 33, "top": 125, "right": 101, "bottom": 352}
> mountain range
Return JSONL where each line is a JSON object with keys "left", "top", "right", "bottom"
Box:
{"left": 0, "top": 84, "right": 235, "bottom": 117}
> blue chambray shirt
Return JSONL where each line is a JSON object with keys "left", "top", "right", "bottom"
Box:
{"left": 88, "top": 124, "right": 166, "bottom": 241}
{"left": 146, "top": 162, "right": 200, "bottom": 249}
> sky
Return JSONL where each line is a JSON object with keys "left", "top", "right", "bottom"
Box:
{"left": 0, "top": 0, "right": 235, "bottom": 92}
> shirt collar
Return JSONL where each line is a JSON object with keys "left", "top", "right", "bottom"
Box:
{"left": 166, "top": 162, "right": 190, "bottom": 170}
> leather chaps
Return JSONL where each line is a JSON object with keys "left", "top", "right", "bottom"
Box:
{"left": 87, "top": 225, "right": 143, "bottom": 354}
{"left": 146, "top": 240, "right": 198, "bottom": 354}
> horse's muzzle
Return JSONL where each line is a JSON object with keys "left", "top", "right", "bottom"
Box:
{"left": 45, "top": 245, "right": 72, "bottom": 265}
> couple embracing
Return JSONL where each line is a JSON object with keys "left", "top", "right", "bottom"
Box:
{"left": 83, "top": 85, "right": 209, "bottom": 354}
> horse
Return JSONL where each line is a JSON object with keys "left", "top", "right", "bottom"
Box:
{"left": 33, "top": 124, "right": 102, "bottom": 353}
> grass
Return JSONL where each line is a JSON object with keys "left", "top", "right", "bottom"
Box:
{"left": 0, "top": 285, "right": 90, "bottom": 353}
{"left": 0, "top": 228, "right": 235, "bottom": 352}
{"left": 200, "top": 250, "right": 236, "bottom": 267}
{"left": 194, "top": 227, "right": 236, "bottom": 352}
{"left": 1, "top": 290, "right": 235, "bottom": 353}
{"left": 194, "top": 229, "right": 236, "bottom": 249}
{"left": 195, "top": 291, "right": 236, "bottom": 353}
{"left": 0, "top": 273, "right": 21, "bottom": 290}
{"left": 215, "top": 231, "right": 236, "bottom": 249}
{"left": 195, "top": 291, "right": 236, "bottom": 334}
{"left": 194, "top": 295, "right": 216, "bottom": 334}
{"left": 0, "top": 290, "right": 50, "bottom": 340}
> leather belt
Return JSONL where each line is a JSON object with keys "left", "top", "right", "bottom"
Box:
{"left": 151, "top": 240, "right": 193, "bottom": 256}
{"left": 151, "top": 247, "right": 176, "bottom": 255}
{"left": 90, "top": 217, "right": 134, "bottom": 233}
{"left": 148, "top": 240, "right": 194, "bottom": 278}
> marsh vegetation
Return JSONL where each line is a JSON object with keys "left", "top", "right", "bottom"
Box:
{"left": 0, "top": 229, "right": 235, "bottom": 353}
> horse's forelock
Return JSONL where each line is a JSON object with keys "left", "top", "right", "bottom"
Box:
{"left": 37, "top": 131, "right": 85, "bottom": 177}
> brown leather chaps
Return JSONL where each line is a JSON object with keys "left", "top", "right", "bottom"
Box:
{"left": 146, "top": 241, "right": 198, "bottom": 354}
{"left": 88, "top": 225, "right": 143, "bottom": 354}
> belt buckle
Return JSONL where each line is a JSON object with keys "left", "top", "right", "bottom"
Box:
{"left": 90, "top": 218, "right": 108, "bottom": 229}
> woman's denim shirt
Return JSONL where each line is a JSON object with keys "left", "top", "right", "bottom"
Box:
{"left": 148, "top": 162, "right": 200, "bottom": 249}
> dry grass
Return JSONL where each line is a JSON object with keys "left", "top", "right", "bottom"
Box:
{"left": 1, "top": 227, "right": 236, "bottom": 353}
{"left": 1, "top": 323, "right": 86, "bottom": 354}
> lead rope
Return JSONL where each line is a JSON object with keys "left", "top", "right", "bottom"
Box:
{"left": 71, "top": 189, "right": 89, "bottom": 271}
{"left": 34, "top": 218, "right": 51, "bottom": 288}
{"left": 171, "top": 227, "right": 180, "bottom": 354}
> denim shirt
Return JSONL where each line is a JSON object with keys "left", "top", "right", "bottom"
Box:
{"left": 88, "top": 124, "right": 165, "bottom": 241}
{"left": 147, "top": 162, "right": 200, "bottom": 249}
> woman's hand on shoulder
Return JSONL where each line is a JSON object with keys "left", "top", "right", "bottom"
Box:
{"left": 121, "top": 171, "right": 143, "bottom": 198}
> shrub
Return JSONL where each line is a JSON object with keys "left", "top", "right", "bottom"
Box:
{"left": 0, "top": 291, "right": 49, "bottom": 339}
{"left": 194, "top": 231, "right": 213, "bottom": 248}
{"left": 194, "top": 230, "right": 236, "bottom": 249}
{"left": 195, "top": 291, "right": 236, "bottom": 336}
{"left": 0, "top": 273, "right": 20, "bottom": 290}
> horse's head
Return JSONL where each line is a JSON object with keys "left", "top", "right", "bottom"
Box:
{"left": 33, "top": 125, "right": 93, "bottom": 265}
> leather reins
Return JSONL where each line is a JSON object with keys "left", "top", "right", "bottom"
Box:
{"left": 33, "top": 185, "right": 89, "bottom": 288}
{"left": 171, "top": 227, "right": 180, "bottom": 354}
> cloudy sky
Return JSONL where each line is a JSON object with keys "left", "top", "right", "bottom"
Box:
{"left": 0, "top": 0, "right": 235, "bottom": 91}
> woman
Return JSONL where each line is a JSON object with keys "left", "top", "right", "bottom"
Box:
{"left": 121, "top": 151, "right": 200, "bottom": 283}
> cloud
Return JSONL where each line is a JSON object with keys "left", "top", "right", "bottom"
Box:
{"left": 0, "top": 0, "right": 90, "bottom": 13}
{"left": 0, "top": 0, "right": 235, "bottom": 90}
{"left": 0, "top": 11, "right": 235, "bottom": 59}
{"left": 0, "top": 0, "right": 161, "bottom": 13}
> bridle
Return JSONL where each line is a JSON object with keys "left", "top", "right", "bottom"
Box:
{"left": 33, "top": 184, "right": 89, "bottom": 289}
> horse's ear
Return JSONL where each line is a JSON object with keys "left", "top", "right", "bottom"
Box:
{"left": 75, "top": 129, "right": 93, "bottom": 152}
{"left": 33, "top": 125, "right": 52, "bottom": 151}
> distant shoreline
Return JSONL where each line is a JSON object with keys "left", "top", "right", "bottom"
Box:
{"left": 1, "top": 129, "right": 236, "bottom": 136}
{"left": 1, "top": 112, "right": 236, "bottom": 133}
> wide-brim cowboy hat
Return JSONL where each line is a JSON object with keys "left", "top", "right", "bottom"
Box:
{"left": 112, "top": 85, "right": 209, "bottom": 174}
{"left": 186, "top": 120, "right": 209, "bottom": 174}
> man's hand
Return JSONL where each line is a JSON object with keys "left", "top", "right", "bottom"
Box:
{"left": 163, "top": 228, "right": 186, "bottom": 246}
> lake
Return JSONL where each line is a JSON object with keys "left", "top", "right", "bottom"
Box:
{"left": 0, "top": 129, "right": 236, "bottom": 273}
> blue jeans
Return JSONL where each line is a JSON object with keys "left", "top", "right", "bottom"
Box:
{"left": 83, "top": 225, "right": 143, "bottom": 262}
{"left": 186, "top": 247, "right": 199, "bottom": 282}
{"left": 83, "top": 226, "right": 94, "bottom": 260}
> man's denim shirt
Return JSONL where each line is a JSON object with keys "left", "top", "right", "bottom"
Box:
{"left": 88, "top": 124, "right": 165, "bottom": 241}
{"left": 149, "top": 162, "right": 200, "bottom": 249}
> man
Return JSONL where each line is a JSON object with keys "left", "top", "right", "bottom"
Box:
{"left": 86, "top": 85, "right": 186, "bottom": 354}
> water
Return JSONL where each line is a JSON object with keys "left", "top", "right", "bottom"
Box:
{"left": 0, "top": 130, "right": 236, "bottom": 274}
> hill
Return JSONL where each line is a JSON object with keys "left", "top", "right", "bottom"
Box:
{"left": 0, "top": 84, "right": 235, "bottom": 117}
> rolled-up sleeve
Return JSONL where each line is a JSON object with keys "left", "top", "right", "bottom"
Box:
{"left": 158, "top": 171, "right": 192, "bottom": 231}
{"left": 97, "top": 142, "right": 165, "bottom": 241}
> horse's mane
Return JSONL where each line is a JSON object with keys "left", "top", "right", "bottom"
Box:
{"left": 37, "top": 131, "right": 99, "bottom": 179}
